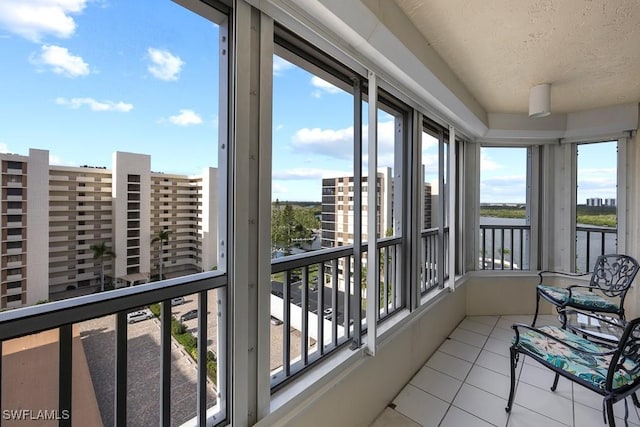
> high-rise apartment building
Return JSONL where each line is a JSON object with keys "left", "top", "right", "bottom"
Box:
{"left": 321, "top": 167, "right": 393, "bottom": 249}
{"left": 0, "top": 149, "right": 217, "bottom": 309}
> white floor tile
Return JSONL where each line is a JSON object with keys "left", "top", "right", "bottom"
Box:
{"left": 475, "top": 349, "right": 512, "bottom": 376}
{"left": 466, "top": 364, "right": 512, "bottom": 399}
{"left": 507, "top": 403, "right": 569, "bottom": 427}
{"left": 573, "top": 387, "right": 640, "bottom": 424}
{"left": 440, "top": 406, "right": 494, "bottom": 427}
{"left": 501, "top": 315, "right": 534, "bottom": 324}
{"left": 392, "top": 384, "right": 449, "bottom": 427}
{"left": 574, "top": 400, "right": 640, "bottom": 427}
{"left": 483, "top": 337, "right": 512, "bottom": 358}
{"left": 512, "top": 381, "right": 573, "bottom": 425}
{"left": 452, "top": 384, "right": 509, "bottom": 427}
{"left": 450, "top": 327, "right": 488, "bottom": 348}
{"left": 409, "top": 366, "right": 462, "bottom": 403}
{"left": 518, "top": 362, "right": 572, "bottom": 401}
{"left": 458, "top": 318, "right": 494, "bottom": 335}
{"left": 489, "top": 326, "right": 515, "bottom": 343}
{"left": 439, "top": 337, "right": 482, "bottom": 363}
{"left": 425, "top": 351, "right": 473, "bottom": 381}
{"left": 370, "top": 408, "right": 422, "bottom": 427}
{"left": 496, "top": 317, "right": 519, "bottom": 332}
{"left": 466, "top": 315, "right": 499, "bottom": 327}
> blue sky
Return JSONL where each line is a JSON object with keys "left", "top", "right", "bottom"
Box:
{"left": 0, "top": 1, "right": 617, "bottom": 204}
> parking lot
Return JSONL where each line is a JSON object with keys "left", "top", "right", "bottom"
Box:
{"left": 79, "top": 298, "right": 218, "bottom": 427}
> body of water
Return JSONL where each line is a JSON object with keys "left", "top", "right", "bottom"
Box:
{"left": 480, "top": 217, "right": 616, "bottom": 271}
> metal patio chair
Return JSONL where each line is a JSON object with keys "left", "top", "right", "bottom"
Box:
{"left": 532, "top": 254, "right": 639, "bottom": 327}
{"left": 506, "top": 316, "right": 640, "bottom": 426}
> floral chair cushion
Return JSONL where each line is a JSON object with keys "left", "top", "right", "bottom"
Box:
{"left": 515, "top": 325, "right": 640, "bottom": 390}
{"left": 537, "top": 284, "right": 619, "bottom": 311}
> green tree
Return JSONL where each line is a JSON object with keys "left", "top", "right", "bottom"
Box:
{"left": 271, "top": 203, "right": 320, "bottom": 255}
{"left": 152, "top": 229, "right": 171, "bottom": 280}
{"left": 90, "top": 242, "right": 115, "bottom": 292}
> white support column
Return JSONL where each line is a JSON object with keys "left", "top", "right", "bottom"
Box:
{"left": 231, "top": 1, "right": 273, "bottom": 424}
{"left": 617, "top": 136, "right": 628, "bottom": 254}
{"left": 365, "top": 71, "right": 378, "bottom": 356}
{"left": 447, "top": 126, "right": 456, "bottom": 290}
{"left": 410, "top": 111, "right": 422, "bottom": 309}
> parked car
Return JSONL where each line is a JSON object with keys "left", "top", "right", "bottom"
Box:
{"left": 127, "top": 309, "right": 153, "bottom": 324}
{"left": 323, "top": 308, "right": 333, "bottom": 319}
{"left": 171, "top": 297, "right": 185, "bottom": 306}
{"left": 270, "top": 316, "right": 283, "bottom": 325}
{"left": 180, "top": 309, "right": 198, "bottom": 322}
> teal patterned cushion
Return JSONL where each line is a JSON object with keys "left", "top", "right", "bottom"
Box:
{"left": 537, "top": 284, "right": 619, "bottom": 311}
{"left": 515, "top": 325, "right": 639, "bottom": 390}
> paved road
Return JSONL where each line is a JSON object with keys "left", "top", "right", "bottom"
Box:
{"left": 79, "top": 306, "right": 217, "bottom": 427}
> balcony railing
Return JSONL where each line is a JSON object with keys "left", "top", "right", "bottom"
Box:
{"left": 575, "top": 225, "right": 617, "bottom": 272}
{"left": 269, "top": 237, "right": 403, "bottom": 389}
{"left": 0, "top": 271, "right": 227, "bottom": 426}
{"left": 420, "top": 227, "right": 449, "bottom": 294}
{"left": 479, "top": 224, "right": 530, "bottom": 270}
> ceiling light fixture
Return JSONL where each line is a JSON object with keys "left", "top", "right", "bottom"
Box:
{"left": 529, "top": 83, "right": 551, "bottom": 118}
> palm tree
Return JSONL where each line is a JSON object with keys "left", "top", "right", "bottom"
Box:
{"left": 90, "top": 242, "right": 115, "bottom": 292}
{"left": 152, "top": 229, "right": 171, "bottom": 280}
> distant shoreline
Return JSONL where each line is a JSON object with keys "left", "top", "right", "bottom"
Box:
{"left": 480, "top": 205, "right": 616, "bottom": 228}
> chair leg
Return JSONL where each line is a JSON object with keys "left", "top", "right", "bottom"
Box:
{"left": 633, "top": 392, "right": 640, "bottom": 408}
{"left": 532, "top": 292, "right": 540, "bottom": 327}
{"left": 505, "top": 347, "right": 518, "bottom": 412}
{"left": 550, "top": 373, "right": 560, "bottom": 391}
{"left": 605, "top": 400, "right": 616, "bottom": 426}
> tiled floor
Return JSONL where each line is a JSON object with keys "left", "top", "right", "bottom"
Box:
{"left": 371, "top": 314, "right": 640, "bottom": 427}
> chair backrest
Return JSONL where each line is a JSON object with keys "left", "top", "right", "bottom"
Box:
{"left": 609, "top": 316, "right": 640, "bottom": 390}
{"left": 590, "top": 254, "right": 640, "bottom": 297}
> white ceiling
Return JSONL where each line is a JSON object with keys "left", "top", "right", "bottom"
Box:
{"left": 392, "top": 0, "right": 640, "bottom": 115}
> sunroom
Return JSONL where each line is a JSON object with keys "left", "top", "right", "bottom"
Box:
{"left": 0, "top": 0, "right": 639, "bottom": 426}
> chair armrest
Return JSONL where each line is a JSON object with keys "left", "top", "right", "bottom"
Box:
{"left": 511, "top": 323, "right": 617, "bottom": 357}
{"left": 537, "top": 270, "right": 590, "bottom": 284}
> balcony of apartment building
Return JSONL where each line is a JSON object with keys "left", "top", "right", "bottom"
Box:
{"left": 0, "top": 1, "right": 639, "bottom": 427}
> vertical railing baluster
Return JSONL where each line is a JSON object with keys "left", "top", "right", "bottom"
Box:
{"left": 481, "top": 227, "right": 486, "bottom": 270}
{"left": 491, "top": 228, "right": 496, "bottom": 270}
{"left": 420, "top": 235, "right": 425, "bottom": 291}
{"left": 331, "top": 258, "right": 338, "bottom": 347}
{"left": 59, "top": 324, "right": 72, "bottom": 427}
{"left": 115, "top": 312, "right": 127, "bottom": 426}
{"left": 301, "top": 265, "right": 309, "bottom": 365}
{"left": 586, "top": 231, "right": 591, "bottom": 272}
{"left": 344, "top": 256, "right": 351, "bottom": 338}
{"left": 510, "top": 229, "right": 514, "bottom": 270}
{"left": 283, "top": 271, "right": 291, "bottom": 376}
{"left": 197, "top": 291, "right": 208, "bottom": 427}
{"left": 600, "top": 231, "right": 606, "bottom": 257}
{"left": 519, "top": 229, "right": 524, "bottom": 271}
{"left": 318, "top": 263, "right": 325, "bottom": 355}
{"left": 382, "top": 247, "right": 389, "bottom": 317}
{"left": 160, "top": 300, "right": 171, "bottom": 426}
{"left": 500, "top": 228, "right": 505, "bottom": 270}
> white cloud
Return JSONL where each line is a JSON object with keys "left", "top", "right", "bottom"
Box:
{"left": 291, "top": 120, "right": 397, "bottom": 168}
{"left": 0, "top": 143, "right": 9, "bottom": 153}
{"left": 273, "top": 168, "right": 352, "bottom": 181}
{"left": 273, "top": 56, "right": 294, "bottom": 76}
{"left": 272, "top": 182, "right": 289, "bottom": 195}
{"left": 55, "top": 97, "right": 133, "bottom": 112}
{"left": 275, "top": 124, "right": 284, "bottom": 132}
{"left": 480, "top": 151, "right": 501, "bottom": 171}
{"left": 49, "top": 153, "right": 76, "bottom": 166}
{"left": 168, "top": 109, "right": 203, "bottom": 126}
{"left": 33, "top": 44, "right": 90, "bottom": 77}
{"left": 0, "top": 0, "right": 87, "bottom": 42}
{"left": 480, "top": 175, "right": 526, "bottom": 203}
{"left": 577, "top": 167, "right": 617, "bottom": 200}
{"left": 311, "top": 76, "right": 341, "bottom": 98}
{"left": 147, "top": 48, "right": 184, "bottom": 81}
